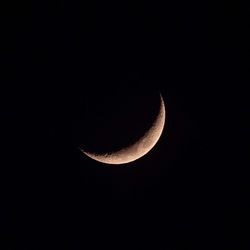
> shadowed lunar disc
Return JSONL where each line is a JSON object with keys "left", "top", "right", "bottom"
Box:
{"left": 80, "top": 94, "right": 166, "bottom": 165}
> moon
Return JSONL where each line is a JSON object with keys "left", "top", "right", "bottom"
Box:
{"left": 80, "top": 94, "right": 166, "bottom": 165}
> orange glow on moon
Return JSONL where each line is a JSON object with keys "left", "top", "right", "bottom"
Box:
{"left": 81, "top": 94, "right": 166, "bottom": 165}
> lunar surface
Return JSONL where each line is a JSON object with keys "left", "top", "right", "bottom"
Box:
{"left": 80, "top": 94, "right": 166, "bottom": 165}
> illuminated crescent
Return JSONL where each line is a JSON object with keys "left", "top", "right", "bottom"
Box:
{"left": 81, "top": 94, "right": 166, "bottom": 165}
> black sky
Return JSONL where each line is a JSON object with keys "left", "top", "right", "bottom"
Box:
{"left": 1, "top": 1, "right": 249, "bottom": 249}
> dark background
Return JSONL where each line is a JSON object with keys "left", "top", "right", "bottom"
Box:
{"left": 1, "top": 1, "right": 249, "bottom": 249}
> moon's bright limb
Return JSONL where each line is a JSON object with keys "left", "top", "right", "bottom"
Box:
{"left": 81, "top": 94, "right": 166, "bottom": 165}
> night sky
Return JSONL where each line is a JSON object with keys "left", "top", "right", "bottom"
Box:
{"left": 1, "top": 1, "right": 249, "bottom": 249}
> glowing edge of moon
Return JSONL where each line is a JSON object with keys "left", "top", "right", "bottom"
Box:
{"left": 80, "top": 94, "right": 166, "bottom": 165}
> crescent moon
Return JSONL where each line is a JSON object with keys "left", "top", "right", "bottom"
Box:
{"left": 81, "top": 94, "right": 166, "bottom": 165}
